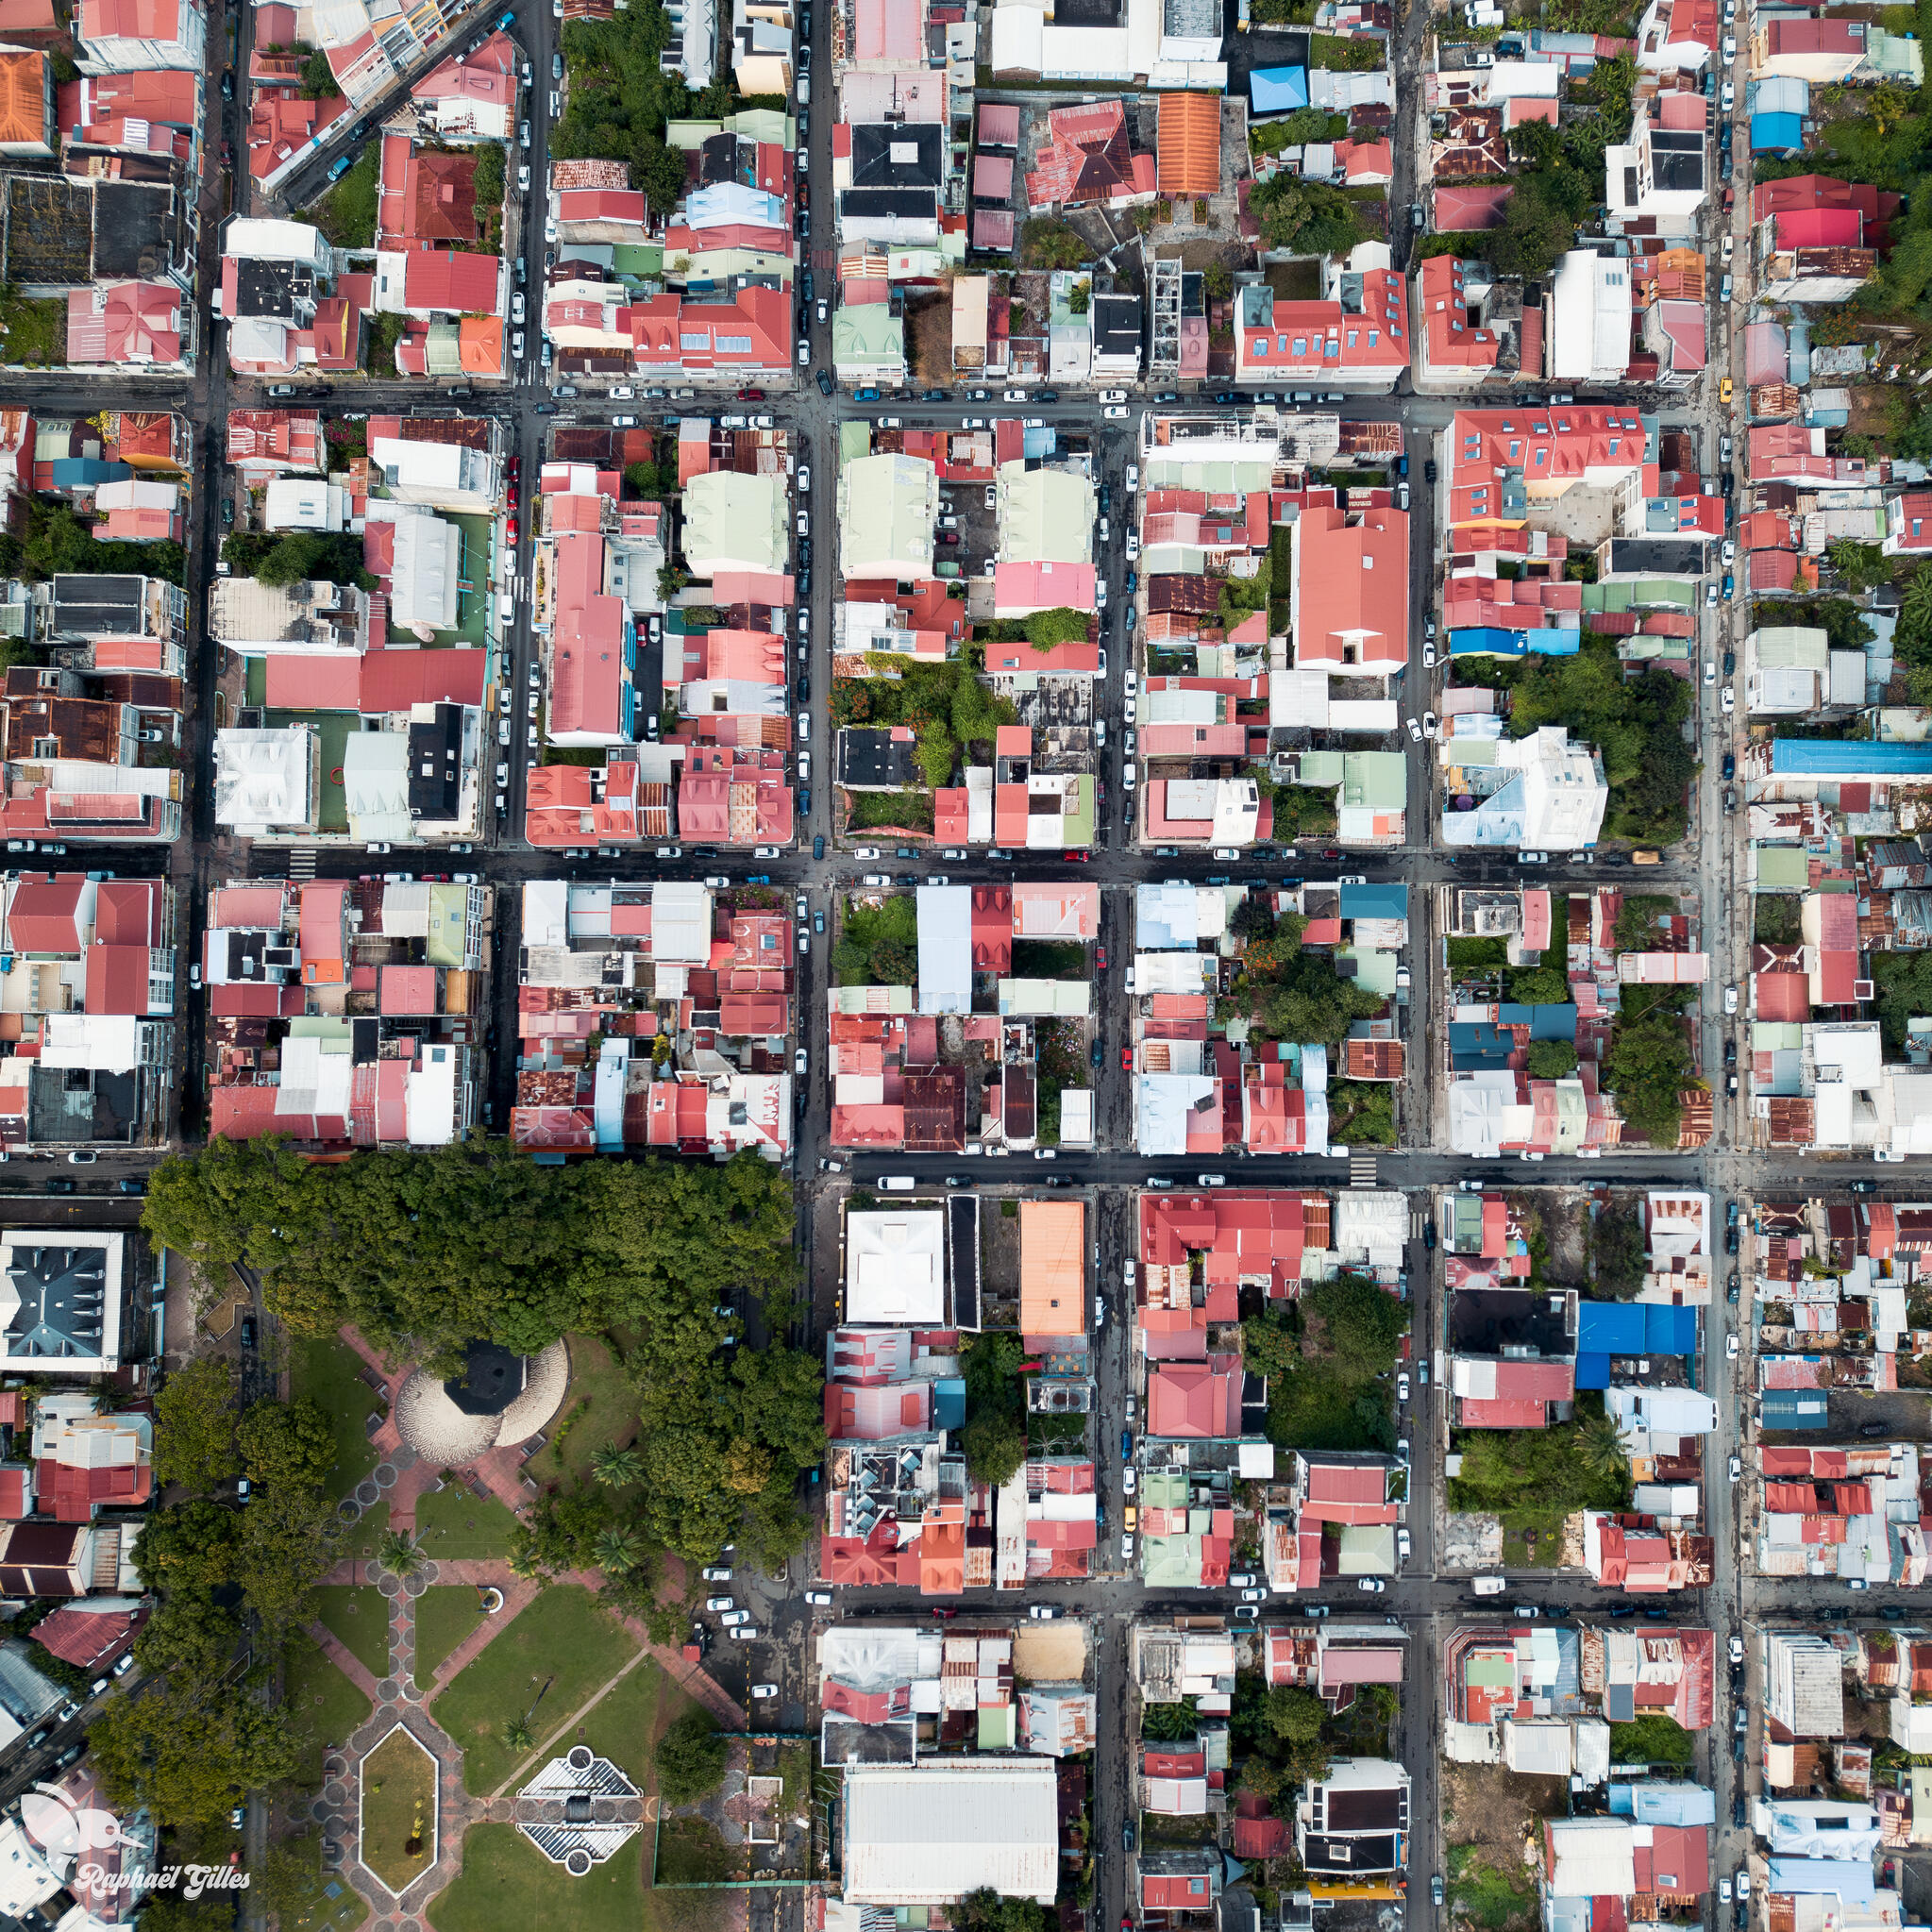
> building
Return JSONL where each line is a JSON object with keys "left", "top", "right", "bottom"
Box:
{"left": 74, "top": 0, "right": 206, "bottom": 71}
{"left": 1546, "top": 251, "right": 1632, "bottom": 383}
{"left": 1751, "top": 176, "right": 1892, "bottom": 304}
{"left": 0, "top": 1233, "right": 127, "bottom": 1371}
{"left": 1290, "top": 503, "right": 1409, "bottom": 678}
{"left": 1297, "top": 1759, "right": 1410, "bottom": 1878}
{"left": 838, "top": 1760, "right": 1059, "bottom": 1905}
{"left": 839, "top": 452, "right": 939, "bottom": 582}
{"left": 1603, "top": 94, "right": 1706, "bottom": 236}
{"left": 1234, "top": 272, "right": 1408, "bottom": 392}
{"left": 1439, "top": 726, "right": 1608, "bottom": 851}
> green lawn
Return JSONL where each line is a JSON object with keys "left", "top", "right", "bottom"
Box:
{"left": 573, "top": 1658, "right": 668, "bottom": 1787}
{"left": 266, "top": 709, "right": 354, "bottom": 831}
{"left": 414, "top": 1483, "right": 520, "bottom": 1560}
{"left": 266, "top": 1832, "right": 369, "bottom": 1932}
{"left": 529, "top": 1336, "right": 635, "bottom": 1487}
{"left": 429, "top": 1824, "right": 644, "bottom": 1932}
{"left": 316, "top": 1586, "right": 390, "bottom": 1681}
{"left": 289, "top": 1335, "right": 384, "bottom": 1501}
{"left": 430, "top": 1586, "right": 639, "bottom": 1794}
{"left": 0, "top": 294, "right": 65, "bottom": 368}
{"left": 343, "top": 1497, "right": 391, "bottom": 1563}
{"left": 414, "top": 1587, "right": 484, "bottom": 1683}
{"left": 284, "top": 1638, "right": 375, "bottom": 1788}
{"left": 653, "top": 1817, "right": 740, "bottom": 1884}
{"left": 1501, "top": 1508, "right": 1570, "bottom": 1569}
{"left": 360, "top": 1726, "right": 437, "bottom": 1895}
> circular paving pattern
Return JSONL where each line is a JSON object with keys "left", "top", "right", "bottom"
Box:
{"left": 378, "top": 1678, "right": 399, "bottom": 1702}
{"left": 338, "top": 1498, "right": 361, "bottom": 1522}
{"left": 377, "top": 1572, "right": 401, "bottom": 1598}
{"left": 374, "top": 1463, "right": 397, "bottom": 1489}
{"left": 356, "top": 1481, "right": 380, "bottom": 1506}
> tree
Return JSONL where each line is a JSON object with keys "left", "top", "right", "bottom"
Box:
{"left": 377, "top": 1530, "right": 427, "bottom": 1578}
{"left": 1871, "top": 948, "right": 1932, "bottom": 1050}
{"left": 953, "top": 1892, "right": 1051, "bottom": 1932}
{"left": 1203, "top": 260, "right": 1234, "bottom": 301}
{"left": 1573, "top": 1404, "right": 1628, "bottom": 1485}
{"left": 594, "top": 1524, "right": 644, "bottom": 1574}
{"left": 1826, "top": 540, "right": 1888, "bottom": 595}
{"left": 135, "top": 1500, "right": 240, "bottom": 1594}
{"left": 1603, "top": 1007, "right": 1695, "bottom": 1147}
{"left": 1613, "top": 894, "right": 1675, "bottom": 953}
{"left": 591, "top": 1442, "right": 643, "bottom": 1487}
{"left": 624, "top": 461, "right": 664, "bottom": 497}
{"left": 640, "top": 142, "right": 688, "bottom": 213}
{"left": 298, "top": 46, "right": 341, "bottom": 95}
{"left": 473, "top": 143, "right": 506, "bottom": 212}
{"left": 1507, "top": 966, "right": 1570, "bottom": 1005}
{"left": 1301, "top": 1274, "right": 1407, "bottom": 1380}
{"left": 1525, "top": 1040, "right": 1579, "bottom": 1080}
{"left": 1253, "top": 951, "right": 1385, "bottom": 1048}
{"left": 152, "top": 1357, "right": 242, "bottom": 1494}
{"left": 1591, "top": 1199, "right": 1646, "bottom": 1299}
{"left": 1262, "top": 1686, "right": 1326, "bottom": 1743}
{"left": 237, "top": 1397, "right": 334, "bottom": 1494}
{"left": 1019, "top": 219, "right": 1086, "bottom": 270}
{"left": 961, "top": 1410, "right": 1026, "bottom": 1487}
{"left": 868, "top": 938, "right": 916, "bottom": 983}
{"left": 235, "top": 1486, "right": 338, "bottom": 1635}
{"left": 1249, "top": 176, "right": 1365, "bottom": 258}
{"left": 1023, "top": 606, "right": 1091, "bottom": 651}
{"left": 502, "top": 1719, "right": 533, "bottom": 1753}
{"left": 132, "top": 1592, "right": 240, "bottom": 1681}
{"left": 656, "top": 1710, "right": 729, "bottom": 1804}
{"left": 90, "top": 1673, "right": 301, "bottom": 1827}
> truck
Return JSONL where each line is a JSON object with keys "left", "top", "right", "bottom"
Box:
{"left": 1470, "top": 1575, "right": 1507, "bottom": 1596}
{"left": 879, "top": 1175, "right": 917, "bottom": 1193}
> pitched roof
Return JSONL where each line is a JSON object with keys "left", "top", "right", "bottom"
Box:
{"left": 1156, "top": 92, "right": 1220, "bottom": 197}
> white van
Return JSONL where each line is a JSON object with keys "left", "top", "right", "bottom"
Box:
{"left": 879, "top": 1175, "right": 917, "bottom": 1193}
{"left": 1470, "top": 1575, "right": 1507, "bottom": 1596}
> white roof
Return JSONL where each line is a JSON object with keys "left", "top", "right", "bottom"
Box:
{"left": 916, "top": 885, "right": 971, "bottom": 1016}
{"left": 845, "top": 1211, "right": 946, "bottom": 1325}
{"left": 841, "top": 1760, "right": 1059, "bottom": 1904}
{"left": 389, "top": 509, "right": 462, "bottom": 632}
{"left": 523, "top": 881, "right": 570, "bottom": 949}
{"left": 650, "top": 882, "right": 713, "bottom": 966}
{"left": 1544, "top": 1818, "right": 1636, "bottom": 1898}
{"left": 1134, "top": 1072, "right": 1216, "bottom": 1156}
{"left": 212, "top": 724, "right": 313, "bottom": 832}
{"left": 224, "top": 216, "right": 329, "bottom": 265}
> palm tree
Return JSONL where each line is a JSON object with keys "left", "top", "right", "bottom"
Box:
{"left": 377, "top": 1530, "right": 426, "bottom": 1578}
{"left": 590, "top": 1442, "right": 642, "bottom": 1488}
{"left": 594, "top": 1526, "right": 643, "bottom": 1576}
{"left": 1902, "top": 563, "right": 1932, "bottom": 648}
{"left": 1573, "top": 1406, "right": 1627, "bottom": 1486}
{"left": 501, "top": 1719, "right": 532, "bottom": 1753}
{"left": 506, "top": 1539, "right": 546, "bottom": 1583}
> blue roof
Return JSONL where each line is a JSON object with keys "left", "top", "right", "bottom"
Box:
{"left": 1448, "top": 1022, "right": 1516, "bottom": 1068}
{"left": 1251, "top": 65, "right": 1308, "bottom": 110}
{"left": 1760, "top": 1390, "right": 1829, "bottom": 1428}
{"left": 1609, "top": 1783, "right": 1717, "bottom": 1825}
{"left": 1751, "top": 111, "right": 1804, "bottom": 150}
{"left": 47, "top": 457, "right": 129, "bottom": 488}
{"left": 934, "top": 1379, "right": 966, "bottom": 1431}
{"left": 1574, "top": 1352, "right": 1610, "bottom": 1390}
{"left": 1339, "top": 882, "right": 1407, "bottom": 922}
{"left": 1771, "top": 739, "right": 1932, "bottom": 775}
{"left": 1451, "top": 627, "right": 1526, "bottom": 657}
{"left": 1494, "top": 1001, "right": 1580, "bottom": 1041}
{"left": 1769, "top": 1863, "right": 1875, "bottom": 1904}
{"left": 1575, "top": 1302, "right": 1698, "bottom": 1355}
{"left": 1577, "top": 1302, "right": 1646, "bottom": 1353}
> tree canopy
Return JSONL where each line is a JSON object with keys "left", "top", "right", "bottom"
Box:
{"left": 1603, "top": 1005, "right": 1696, "bottom": 1148}
{"left": 655, "top": 1710, "right": 729, "bottom": 1803}
{"left": 151, "top": 1356, "right": 243, "bottom": 1494}
{"left": 1248, "top": 177, "right": 1367, "bottom": 258}
{"left": 220, "top": 529, "right": 374, "bottom": 592}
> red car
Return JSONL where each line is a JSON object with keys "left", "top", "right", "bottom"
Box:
{"left": 1121, "top": 1046, "right": 1134, "bottom": 1070}
{"left": 1095, "top": 946, "right": 1107, "bottom": 970}
{"left": 505, "top": 517, "right": 519, "bottom": 545}
{"left": 506, "top": 457, "right": 520, "bottom": 484}
{"left": 736, "top": 388, "right": 765, "bottom": 401}
{"left": 1063, "top": 848, "right": 1089, "bottom": 863}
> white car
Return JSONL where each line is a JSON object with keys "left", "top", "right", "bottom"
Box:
{"left": 1357, "top": 1578, "right": 1386, "bottom": 1594}
{"left": 700, "top": 1567, "right": 732, "bottom": 1582}
{"left": 1423, "top": 644, "right": 1436, "bottom": 668}
{"left": 1726, "top": 1332, "right": 1739, "bottom": 1358}
{"left": 720, "top": 1608, "right": 750, "bottom": 1625}
{"left": 1240, "top": 1588, "right": 1267, "bottom": 1603}
{"left": 805, "top": 1589, "right": 832, "bottom": 1606}
{"left": 750, "top": 1683, "right": 780, "bottom": 1698}
{"left": 1102, "top": 405, "right": 1129, "bottom": 419}
{"left": 1422, "top": 711, "right": 1438, "bottom": 738}
{"left": 1121, "top": 1533, "right": 1135, "bottom": 1560}
{"left": 1196, "top": 1172, "right": 1224, "bottom": 1187}
{"left": 1722, "top": 684, "right": 1736, "bottom": 714}
{"left": 1723, "top": 984, "right": 1739, "bottom": 1015}
{"left": 1124, "top": 464, "right": 1139, "bottom": 492}
{"left": 1705, "top": 660, "right": 1717, "bottom": 686}
{"left": 798, "top": 464, "right": 810, "bottom": 493}
{"left": 704, "top": 1595, "right": 735, "bottom": 1611}
{"left": 1397, "top": 1528, "right": 1411, "bottom": 1564}
{"left": 1406, "top": 716, "right": 1422, "bottom": 742}
{"left": 797, "top": 509, "right": 809, "bottom": 537}
{"left": 1122, "top": 1468, "right": 1137, "bottom": 1496}
{"left": 1125, "top": 534, "right": 1139, "bottom": 562}
{"left": 1728, "top": 1454, "right": 1742, "bottom": 1484}
{"left": 1397, "top": 1372, "right": 1411, "bottom": 1403}
{"left": 1101, "top": 389, "right": 1127, "bottom": 403}
{"left": 728, "top": 1624, "right": 758, "bottom": 1640}
{"left": 1028, "top": 1604, "right": 1061, "bottom": 1620}
{"left": 1003, "top": 389, "right": 1026, "bottom": 402}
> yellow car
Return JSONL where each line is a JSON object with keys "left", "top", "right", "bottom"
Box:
{"left": 1721, "top": 377, "right": 1733, "bottom": 406}
{"left": 1124, "top": 1505, "right": 1138, "bottom": 1532}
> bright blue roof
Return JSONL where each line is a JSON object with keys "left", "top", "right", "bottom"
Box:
{"left": 1449, "top": 1022, "right": 1516, "bottom": 1067}
{"left": 1251, "top": 65, "right": 1308, "bottom": 110}
{"left": 1577, "top": 1302, "right": 1646, "bottom": 1353}
{"left": 1494, "top": 1002, "right": 1580, "bottom": 1041}
{"left": 1574, "top": 1352, "right": 1610, "bottom": 1389}
{"left": 934, "top": 1379, "right": 966, "bottom": 1431}
{"left": 1771, "top": 739, "right": 1932, "bottom": 774}
{"left": 1451, "top": 627, "right": 1526, "bottom": 657}
{"left": 1752, "top": 111, "right": 1804, "bottom": 150}
{"left": 1339, "top": 882, "right": 1407, "bottom": 922}
{"left": 47, "top": 457, "right": 129, "bottom": 487}
{"left": 1760, "top": 1390, "right": 1829, "bottom": 1428}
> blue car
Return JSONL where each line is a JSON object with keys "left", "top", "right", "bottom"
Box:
{"left": 1121, "top": 1430, "right": 1133, "bottom": 1464}
{"left": 1124, "top": 570, "right": 1137, "bottom": 595}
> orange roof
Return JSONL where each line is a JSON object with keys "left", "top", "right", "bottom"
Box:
{"left": 0, "top": 47, "right": 44, "bottom": 147}
{"left": 1156, "top": 92, "right": 1220, "bottom": 197}
{"left": 1019, "top": 1198, "right": 1085, "bottom": 1336}
{"left": 458, "top": 315, "right": 502, "bottom": 373}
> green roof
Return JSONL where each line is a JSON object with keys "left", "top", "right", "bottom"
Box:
{"left": 1344, "top": 751, "right": 1407, "bottom": 810}
{"left": 1143, "top": 1470, "right": 1187, "bottom": 1508}
{"left": 426, "top": 882, "right": 471, "bottom": 967}
{"left": 1141, "top": 1535, "right": 1201, "bottom": 1587}
{"left": 1754, "top": 846, "right": 1811, "bottom": 890}
{"left": 833, "top": 304, "right": 905, "bottom": 365}
{"left": 1298, "top": 749, "right": 1346, "bottom": 786}
{"left": 839, "top": 419, "right": 873, "bottom": 463}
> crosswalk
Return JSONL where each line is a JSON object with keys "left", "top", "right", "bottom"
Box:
{"left": 287, "top": 848, "right": 317, "bottom": 881}
{"left": 1349, "top": 1151, "right": 1379, "bottom": 1189}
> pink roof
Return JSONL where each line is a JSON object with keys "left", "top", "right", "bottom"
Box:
{"left": 412, "top": 29, "right": 517, "bottom": 108}
{"left": 64, "top": 281, "right": 180, "bottom": 365}
{"left": 361, "top": 647, "right": 486, "bottom": 712}
{"left": 402, "top": 249, "right": 500, "bottom": 313}
{"left": 993, "top": 561, "right": 1097, "bottom": 615}
{"left": 1434, "top": 182, "right": 1514, "bottom": 229}
{"left": 379, "top": 964, "right": 438, "bottom": 1015}
{"left": 549, "top": 533, "right": 628, "bottom": 736}
{"left": 854, "top": 0, "right": 921, "bottom": 60}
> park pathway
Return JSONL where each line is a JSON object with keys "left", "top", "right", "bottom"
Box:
{"left": 299, "top": 1325, "right": 748, "bottom": 1926}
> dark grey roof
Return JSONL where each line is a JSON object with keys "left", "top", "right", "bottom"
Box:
{"left": 837, "top": 729, "right": 921, "bottom": 788}
{"left": 1091, "top": 293, "right": 1141, "bottom": 357}
{"left": 3, "top": 1245, "right": 111, "bottom": 1362}
{"left": 848, "top": 124, "right": 946, "bottom": 191}
{"left": 233, "top": 256, "right": 313, "bottom": 320}
{"left": 51, "top": 575, "right": 144, "bottom": 633}
{"left": 444, "top": 1339, "right": 528, "bottom": 1417}
{"left": 408, "top": 702, "right": 463, "bottom": 818}
{"left": 1649, "top": 130, "right": 1705, "bottom": 193}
